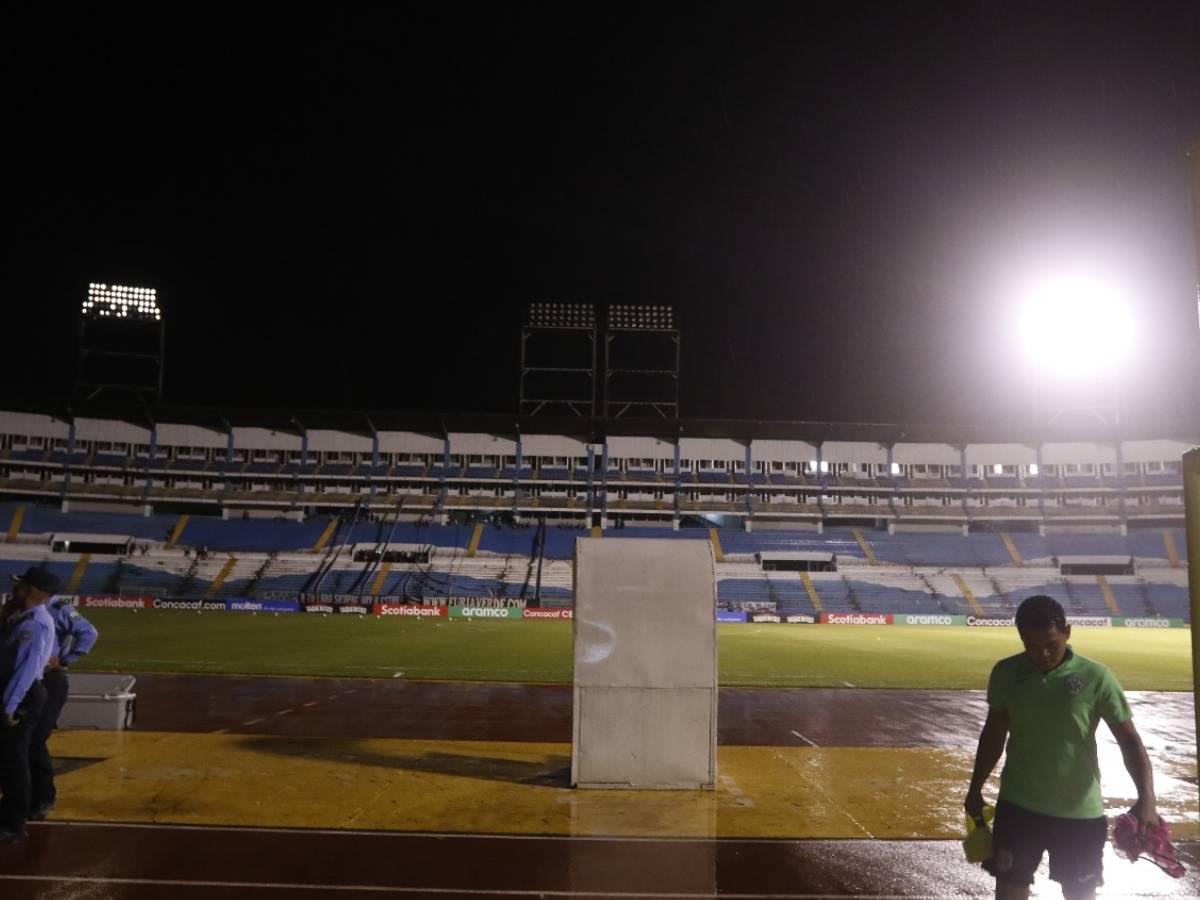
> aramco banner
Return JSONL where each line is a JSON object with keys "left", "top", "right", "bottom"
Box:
{"left": 893, "top": 614, "right": 967, "bottom": 626}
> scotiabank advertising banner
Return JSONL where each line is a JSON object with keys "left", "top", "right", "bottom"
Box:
{"left": 76, "top": 595, "right": 153, "bottom": 609}
{"left": 373, "top": 604, "right": 448, "bottom": 618}
{"left": 521, "top": 608, "right": 573, "bottom": 620}
{"left": 820, "top": 613, "right": 894, "bottom": 626}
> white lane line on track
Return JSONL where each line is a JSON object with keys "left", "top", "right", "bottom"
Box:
{"left": 0, "top": 877, "right": 987, "bottom": 898}
{"left": 790, "top": 730, "right": 817, "bottom": 747}
{"left": 35, "top": 820, "right": 892, "bottom": 844}
{"left": 767, "top": 749, "right": 873, "bottom": 839}
{"left": 303, "top": 701, "right": 319, "bottom": 707}
{"left": 240, "top": 717, "right": 266, "bottom": 727}
{"left": 842, "top": 681, "right": 855, "bottom": 688}
{"left": 274, "top": 708, "right": 294, "bottom": 716}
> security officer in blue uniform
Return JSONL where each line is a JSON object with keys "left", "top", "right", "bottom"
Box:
{"left": 0, "top": 566, "right": 57, "bottom": 840}
{"left": 27, "top": 595, "right": 98, "bottom": 820}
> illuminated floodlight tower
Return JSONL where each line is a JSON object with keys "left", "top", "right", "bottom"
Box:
{"left": 77, "top": 283, "right": 166, "bottom": 402}
{"left": 519, "top": 303, "right": 598, "bottom": 416}
{"left": 1017, "top": 273, "right": 1133, "bottom": 427}
{"left": 604, "top": 304, "right": 680, "bottom": 419}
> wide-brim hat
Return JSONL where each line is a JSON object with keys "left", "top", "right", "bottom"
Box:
{"left": 9, "top": 566, "right": 60, "bottom": 595}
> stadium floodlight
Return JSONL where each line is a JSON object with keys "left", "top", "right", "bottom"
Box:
{"left": 608, "top": 304, "right": 675, "bottom": 331}
{"left": 1017, "top": 272, "right": 1134, "bottom": 380}
{"left": 83, "top": 283, "right": 163, "bottom": 322}
{"left": 526, "top": 303, "right": 596, "bottom": 330}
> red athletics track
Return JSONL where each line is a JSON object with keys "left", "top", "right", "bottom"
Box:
{"left": 0, "top": 673, "right": 1194, "bottom": 898}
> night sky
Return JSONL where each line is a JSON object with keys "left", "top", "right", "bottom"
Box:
{"left": 5, "top": 4, "right": 1200, "bottom": 426}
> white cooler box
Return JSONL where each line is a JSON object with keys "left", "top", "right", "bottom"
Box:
{"left": 57, "top": 673, "right": 137, "bottom": 730}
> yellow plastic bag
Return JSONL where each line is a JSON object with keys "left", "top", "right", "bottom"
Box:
{"left": 962, "top": 804, "right": 995, "bottom": 864}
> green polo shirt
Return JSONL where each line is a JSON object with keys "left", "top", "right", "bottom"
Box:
{"left": 987, "top": 646, "right": 1131, "bottom": 819}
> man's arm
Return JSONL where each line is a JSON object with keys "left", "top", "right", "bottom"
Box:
{"left": 61, "top": 610, "right": 98, "bottom": 665}
{"left": 1110, "top": 718, "right": 1159, "bottom": 830}
{"left": 2, "top": 628, "right": 45, "bottom": 723}
{"left": 965, "top": 706, "right": 1009, "bottom": 819}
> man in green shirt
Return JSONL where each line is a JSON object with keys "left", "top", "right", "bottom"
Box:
{"left": 965, "top": 595, "right": 1160, "bottom": 900}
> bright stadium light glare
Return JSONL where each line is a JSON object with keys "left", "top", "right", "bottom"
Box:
{"left": 84, "top": 283, "right": 163, "bottom": 322}
{"left": 1018, "top": 272, "right": 1135, "bottom": 380}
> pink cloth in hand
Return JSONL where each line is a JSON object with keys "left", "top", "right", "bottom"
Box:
{"left": 1112, "top": 812, "right": 1186, "bottom": 879}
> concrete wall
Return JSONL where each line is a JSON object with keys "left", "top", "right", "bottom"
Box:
{"left": 571, "top": 538, "right": 716, "bottom": 789}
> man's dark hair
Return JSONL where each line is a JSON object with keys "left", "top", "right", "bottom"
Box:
{"left": 1016, "top": 594, "right": 1067, "bottom": 632}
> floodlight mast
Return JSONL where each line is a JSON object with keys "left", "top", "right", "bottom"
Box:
{"left": 77, "top": 283, "right": 166, "bottom": 402}
{"left": 603, "top": 305, "right": 680, "bottom": 419}
{"left": 518, "top": 303, "right": 598, "bottom": 417}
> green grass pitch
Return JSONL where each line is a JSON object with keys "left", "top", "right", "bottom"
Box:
{"left": 71, "top": 610, "right": 1193, "bottom": 691}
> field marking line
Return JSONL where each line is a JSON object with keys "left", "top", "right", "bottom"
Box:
{"left": 303, "top": 701, "right": 319, "bottom": 708}
{"left": 790, "top": 730, "right": 818, "bottom": 747}
{"left": 768, "top": 748, "right": 874, "bottom": 839}
{"left": 842, "top": 681, "right": 855, "bottom": 688}
{"left": 0, "top": 877, "right": 988, "bottom": 898}
{"left": 240, "top": 717, "right": 266, "bottom": 727}
{"left": 210, "top": 728, "right": 230, "bottom": 735}
{"left": 274, "top": 708, "right": 294, "bottom": 716}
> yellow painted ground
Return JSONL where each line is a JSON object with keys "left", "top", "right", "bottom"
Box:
{"left": 49, "top": 731, "right": 1199, "bottom": 840}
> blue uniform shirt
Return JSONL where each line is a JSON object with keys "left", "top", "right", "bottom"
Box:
{"left": 47, "top": 598, "right": 99, "bottom": 666}
{"left": 1, "top": 604, "right": 55, "bottom": 716}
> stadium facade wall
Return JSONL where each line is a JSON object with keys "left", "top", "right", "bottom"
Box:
{"left": 0, "top": 407, "right": 1192, "bottom": 533}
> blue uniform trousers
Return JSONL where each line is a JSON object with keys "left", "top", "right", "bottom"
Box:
{"left": 30, "top": 668, "right": 69, "bottom": 811}
{"left": 0, "top": 679, "right": 47, "bottom": 830}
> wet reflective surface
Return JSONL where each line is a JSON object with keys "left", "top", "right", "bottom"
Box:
{"left": 1, "top": 823, "right": 1198, "bottom": 898}
{"left": 14, "top": 674, "right": 1194, "bottom": 897}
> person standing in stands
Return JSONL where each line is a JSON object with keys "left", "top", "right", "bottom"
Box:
{"left": 28, "top": 594, "right": 98, "bottom": 820}
{"left": 0, "top": 567, "right": 57, "bottom": 841}
{"left": 965, "top": 594, "right": 1159, "bottom": 900}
